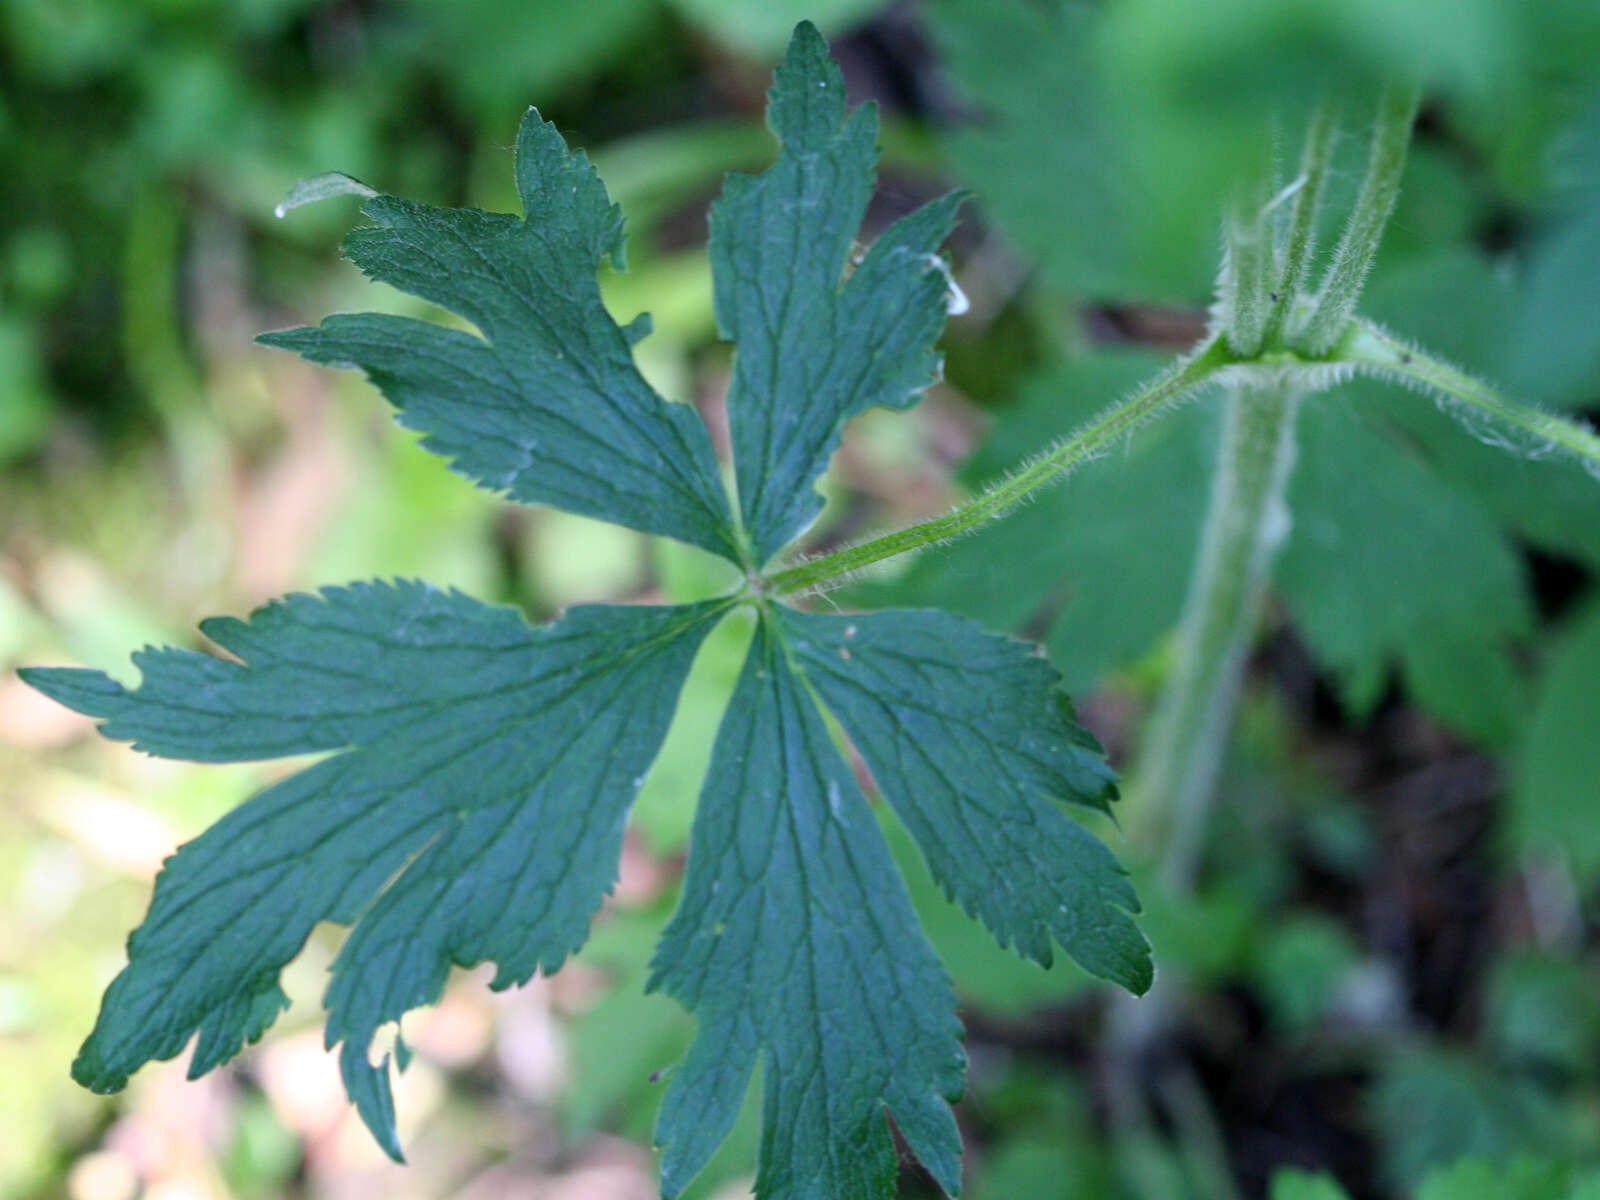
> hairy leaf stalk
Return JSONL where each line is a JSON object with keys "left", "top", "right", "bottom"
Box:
{"left": 1296, "top": 82, "right": 1419, "bottom": 354}
{"left": 1136, "top": 381, "right": 1302, "bottom": 887}
{"left": 1261, "top": 101, "right": 1335, "bottom": 347}
{"left": 767, "top": 338, "right": 1229, "bottom": 595}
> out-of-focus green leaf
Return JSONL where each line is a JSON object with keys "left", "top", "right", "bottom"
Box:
{"left": 1138, "top": 874, "right": 1260, "bottom": 982}
{"left": 1509, "top": 88, "right": 1600, "bottom": 405}
{"left": 0, "top": 315, "right": 52, "bottom": 460}
{"left": 387, "top": 0, "right": 661, "bottom": 119}
{"left": 1417, "top": 1155, "right": 1573, "bottom": 1200}
{"left": 1511, "top": 602, "right": 1600, "bottom": 887}
{"left": 881, "top": 308, "right": 1555, "bottom": 744}
{"left": 1277, "top": 399, "right": 1532, "bottom": 744}
{"left": 1270, "top": 1169, "right": 1353, "bottom": 1200}
{"left": 1453, "top": 1, "right": 1600, "bottom": 197}
{"left": 928, "top": 0, "right": 1142, "bottom": 297}
{"left": 667, "top": 0, "right": 884, "bottom": 57}
{"left": 563, "top": 907, "right": 693, "bottom": 1138}
{"left": 1352, "top": 251, "right": 1600, "bottom": 567}
{"left": 1254, "top": 913, "right": 1363, "bottom": 1032}
{"left": 564, "top": 906, "right": 761, "bottom": 1200}
{"left": 1485, "top": 952, "right": 1600, "bottom": 1076}
{"left": 972, "top": 1135, "right": 1109, "bottom": 1200}
{"left": 929, "top": 0, "right": 1532, "bottom": 302}
{"left": 1370, "top": 1049, "right": 1558, "bottom": 1192}
{"left": 307, "top": 422, "right": 502, "bottom": 598}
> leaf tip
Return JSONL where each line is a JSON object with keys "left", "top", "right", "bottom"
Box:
{"left": 769, "top": 18, "right": 847, "bottom": 148}
{"left": 17, "top": 665, "right": 123, "bottom": 719}
{"left": 70, "top": 1039, "right": 129, "bottom": 1096}
{"left": 1125, "top": 950, "right": 1157, "bottom": 997}
{"left": 786, "top": 19, "right": 826, "bottom": 54}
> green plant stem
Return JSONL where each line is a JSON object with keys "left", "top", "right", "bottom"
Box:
{"left": 1342, "top": 319, "right": 1600, "bottom": 473}
{"left": 1136, "top": 380, "right": 1303, "bottom": 889}
{"left": 1296, "top": 81, "right": 1419, "bottom": 355}
{"left": 1221, "top": 195, "right": 1272, "bottom": 358}
{"left": 1262, "top": 101, "right": 1336, "bottom": 346}
{"left": 766, "top": 338, "right": 1230, "bottom": 596}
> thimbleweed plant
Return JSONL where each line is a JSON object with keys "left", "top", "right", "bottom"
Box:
{"left": 20, "top": 23, "right": 1600, "bottom": 1200}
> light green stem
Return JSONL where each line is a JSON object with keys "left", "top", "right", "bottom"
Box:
{"left": 1261, "top": 101, "right": 1336, "bottom": 346}
{"left": 1221, "top": 196, "right": 1272, "bottom": 358}
{"left": 1342, "top": 319, "right": 1600, "bottom": 473}
{"left": 766, "top": 338, "right": 1230, "bottom": 596}
{"left": 1136, "top": 380, "right": 1303, "bottom": 888}
{"left": 1296, "top": 82, "right": 1419, "bottom": 355}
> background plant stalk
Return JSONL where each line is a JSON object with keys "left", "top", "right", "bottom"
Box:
{"left": 1135, "top": 380, "right": 1303, "bottom": 889}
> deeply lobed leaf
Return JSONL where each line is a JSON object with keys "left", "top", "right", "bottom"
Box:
{"left": 24, "top": 23, "right": 1151, "bottom": 1200}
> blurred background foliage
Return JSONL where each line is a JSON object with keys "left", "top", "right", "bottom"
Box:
{"left": 3, "top": 0, "right": 1599, "bottom": 1197}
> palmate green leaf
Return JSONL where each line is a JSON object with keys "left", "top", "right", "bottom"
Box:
{"left": 259, "top": 110, "right": 741, "bottom": 563}
{"left": 23, "top": 24, "right": 1150, "bottom": 1199}
{"left": 21, "top": 582, "right": 726, "bottom": 1158}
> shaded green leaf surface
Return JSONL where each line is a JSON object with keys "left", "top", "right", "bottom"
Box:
{"left": 1276, "top": 399, "right": 1532, "bottom": 741}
